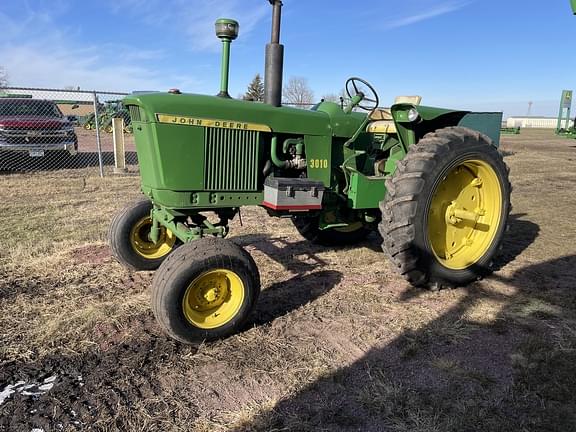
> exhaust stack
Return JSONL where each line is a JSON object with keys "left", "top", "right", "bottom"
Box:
{"left": 264, "top": 0, "right": 284, "bottom": 107}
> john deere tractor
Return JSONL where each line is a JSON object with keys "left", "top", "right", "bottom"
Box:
{"left": 110, "top": 1, "right": 511, "bottom": 344}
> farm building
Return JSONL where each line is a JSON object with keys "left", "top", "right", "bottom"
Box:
{"left": 506, "top": 116, "right": 573, "bottom": 129}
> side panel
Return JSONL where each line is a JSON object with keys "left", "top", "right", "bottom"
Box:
{"left": 134, "top": 121, "right": 205, "bottom": 191}
{"left": 304, "top": 135, "right": 332, "bottom": 186}
{"left": 155, "top": 123, "right": 205, "bottom": 189}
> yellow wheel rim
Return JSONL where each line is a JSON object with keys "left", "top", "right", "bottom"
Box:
{"left": 129, "top": 216, "right": 176, "bottom": 260}
{"left": 427, "top": 159, "right": 502, "bottom": 270}
{"left": 182, "top": 269, "right": 245, "bottom": 329}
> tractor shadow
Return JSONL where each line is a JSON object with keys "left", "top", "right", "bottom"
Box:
{"left": 233, "top": 234, "right": 344, "bottom": 327}
{"left": 253, "top": 270, "right": 343, "bottom": 326}
{"left": 234, "top": 216, "right": 558, "bottom": 431}
{"left": 233, "top": 230, "right": 382, "bottom": 274}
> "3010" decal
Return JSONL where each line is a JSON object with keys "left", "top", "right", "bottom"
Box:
{"left": 309, "top": 159, "right": 328, "bottom": 169}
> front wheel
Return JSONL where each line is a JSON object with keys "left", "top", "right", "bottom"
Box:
{"left": 151, "top": 238, "right": 260, "bottom": 344}
{"left": 379, "top": 127, "right": 511, "bottom": 287}
{"left": 109, "top": 199, "right": 179, "bottom": 271}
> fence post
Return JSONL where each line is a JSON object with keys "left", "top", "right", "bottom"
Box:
{"left": 112, "top": 117, "right": 127, "bottom": 174}
{"left": 92, "top": 91, "right": 104, "bottom": 178}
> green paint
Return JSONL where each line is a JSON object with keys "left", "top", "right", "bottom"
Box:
{"left": 152, "top": 206, "right": 229, "bottom": 242}
{"left": 557, "top": 90, "right": 573, "bottom": 133}
{"left": 347, "top": 172, "right": 387, "bottom": 209}
{"left": 125, "top": 86, "right": 502, "bottom": 241}
{"left": 458, "top": 112, "right": 503, "bottom": 146}
{"left": 219, "top": 39, "right": 231, "bottom": 96}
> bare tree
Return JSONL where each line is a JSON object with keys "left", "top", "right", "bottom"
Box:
{"left": 321, "top": 89, "right": 349, "bottom": 107}
{"left": 244, "top": 74, "right": 264, "bottom": 101}
{"left": 321, "top": 93, "right": 340, "bottom": 103}
{"left": 0, "top": 67, "right": 9, "bottom": 88}
{"left": 283, "top": 76, "right": 314, "bottom": 107}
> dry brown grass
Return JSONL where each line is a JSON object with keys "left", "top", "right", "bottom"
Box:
{"left": 0, "top": 129, "right": 575, "bottom": 431}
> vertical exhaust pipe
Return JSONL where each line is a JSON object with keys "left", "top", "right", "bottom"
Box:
{"left": 264, "top": 0, "right": 284, "bottom": 107}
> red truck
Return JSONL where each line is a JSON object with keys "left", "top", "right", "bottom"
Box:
{"left": 0, "top": 98, "right": 78, "bottom": 157}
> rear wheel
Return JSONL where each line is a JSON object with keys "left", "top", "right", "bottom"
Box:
{"left": 379, "top": 127, "right": 511, "bottom": 287}
{"left": 291, "top": 215, "right": 370, "bottom": 246}
{"left": 109, "top": 199, "right": 179, "bottom": 271}
{"left": 151, "top": 238, "right": 260, "bottom": 344}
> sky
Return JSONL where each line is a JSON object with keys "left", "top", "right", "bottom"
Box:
{"left": 1, "top": 0, "right": 575, "bottom": 118}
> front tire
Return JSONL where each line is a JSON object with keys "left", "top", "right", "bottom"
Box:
{"left": 109, "top": 199, "right": 179, "bottom": 271}
{"left": 379, "top": 127, "right": 511, "bottom": 287}
{"left": 151, "top": 238, "right": 260, "bottom": 344}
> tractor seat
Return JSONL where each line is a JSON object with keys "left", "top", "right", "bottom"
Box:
{"left": 367, "top": 95, "right": 422, "bottom": 134}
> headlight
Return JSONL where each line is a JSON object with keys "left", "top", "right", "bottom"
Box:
{"left": 408, "top": 108, "right": 420, "bottom": 122}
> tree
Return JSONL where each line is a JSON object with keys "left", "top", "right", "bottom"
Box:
{"left": 0, "top": 67, "right": 8, "bottom": 88}
{"left": 321, "top": 89, "right": 349, "bottom": 107}
{"left": 244, "top": 74, "right": 264, "bottom": 101}
{"left": 283, "top": 76, "right": 314, "bottom": 107}
{"left": 321, "top": 93, "right": 340, "bottom": 103}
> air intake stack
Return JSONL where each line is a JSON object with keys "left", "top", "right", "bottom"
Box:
{"left": 215, "top": 18, "right": 240, "bottom": 98}
{"left": 264, "top": 0, "right": 284, "bottom": 107}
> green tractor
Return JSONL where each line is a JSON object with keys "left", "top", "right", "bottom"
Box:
{"left": 100, "top": 101, "right": 132, "bottom": 133}
{"left": 110, "top": 1, "right": 511, "bottom": 344}
{"left": 81, "top": 100, "right": 132, "bottom": 133}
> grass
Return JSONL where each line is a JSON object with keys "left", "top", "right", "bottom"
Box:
{"left": 0, "top": 129, "right": 575, "bottom": 431}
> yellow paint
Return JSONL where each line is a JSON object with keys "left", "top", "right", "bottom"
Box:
{"left": 427, "top": 159, "right": 502, "bottom": 270}
{"left": 182, "top": 269, "right": 245, "bottom": 329}
{"left": 309, "top": 158, "right": 328, "bottom": 169}
{"left": 367, "top": 121, "right": 397, "bottom": 134}
{"left": 129, "top": 216, "right": 176, "bottom": 260}
{"left": 156, "top": 114, "right": 271, "bottom": 132}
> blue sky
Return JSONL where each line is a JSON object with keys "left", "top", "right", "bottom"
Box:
{"left": 1, "top": 0, "right": 575, "bottom": 118}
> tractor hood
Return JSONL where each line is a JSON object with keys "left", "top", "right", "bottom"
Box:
{"left": 124, "top": 92, "right": 333, "bottom": 136}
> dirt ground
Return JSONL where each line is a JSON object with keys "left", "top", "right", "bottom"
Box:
{"left": 0, "top": 129, "right": 575, "bottom": 431}
{"left": 74, "top": 127, "right": 136, "bottom": 153}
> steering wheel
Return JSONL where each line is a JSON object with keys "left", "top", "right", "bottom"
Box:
{"left": 345, "top": 77, "right": 379, "bottom": 111}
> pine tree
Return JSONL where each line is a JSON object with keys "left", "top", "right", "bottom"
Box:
{"left": 244, "top": 74, "right": 264, "bottom": 101}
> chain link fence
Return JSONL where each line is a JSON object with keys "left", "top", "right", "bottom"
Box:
{"left": 0, "top": 87, "right": 135, "bottom": 176}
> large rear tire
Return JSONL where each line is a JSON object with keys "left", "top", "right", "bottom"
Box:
{"left": 151, "top": 238, "right": 260, "bottom": 344}
{"left": 109, "top": 199, "right": 179, "bottom": 271}
{"left": 379, "top": 127, "right": 511, "bottom": 287}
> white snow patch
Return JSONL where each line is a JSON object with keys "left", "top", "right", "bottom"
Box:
{"left": 0, "top": 375, "right": 58, "bottom": 406}
{"left": 0, "top": 381, "right": 25, "bottom": 405}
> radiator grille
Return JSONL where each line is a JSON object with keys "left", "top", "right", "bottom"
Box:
{"left": 128, "top": 105, "right": 141, "bottom": 122}
{"left": 204, "top": 128, "right": 259, "bottom": 191}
